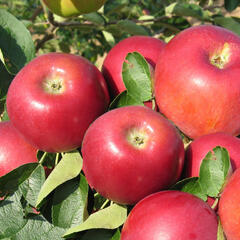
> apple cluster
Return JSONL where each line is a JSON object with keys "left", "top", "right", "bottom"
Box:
{"left": 2, "top": 24, "right": 240, "bottom": 239}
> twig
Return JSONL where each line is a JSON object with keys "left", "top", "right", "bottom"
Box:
{"left": 30, "top": 5, "right": 43, "bottom": 22}
{"left": 35, "top": 25, "right": 56, "bottom": 51}
{"left": 47, "top": 12, "right": 180, "bottom": 33}
{"left": 47, "top": 12, "right": 96, "bottom": 28}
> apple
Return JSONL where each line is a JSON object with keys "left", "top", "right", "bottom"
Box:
{"left": 81, "top": 105, "right": 184, "bottom": 205}
{"left": 219, "top": 167, "right": 240, "bottom": 240}
{"left": 0, "top": 121, "right": 38, "bottom": 177}
{"left": 6, "top": 53, "right": 109, "bottom": 153}
{"left": 121, "top": 190, "right": 218, "bottom": 240}
{"left": 185, "top": 132, "right": 240, "bottom": 178}
{"left": 42, "top": 0, "right": 106, "bottom": 18}
{"left": 102, "top": 36, "right": 166, "bottom": 99}
{"left": 155, "top": 25, "right": 240, "bottom": 139}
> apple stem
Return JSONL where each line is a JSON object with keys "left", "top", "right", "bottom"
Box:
{"left": 94, "top": 192, "right": 100, "bottom": 197}
{"left": 100, "top": 199, "right": 110, "bottom": 209}
{"left": 55, "top": 152, "right": 60, "bottom": 165}
{"left": 39, "top": 151, "right": 48, "bottom": 164}
{"left": 151, "top": 99, "right": 156, "bottom": 110}
{"left": 211, "top": 197, "right": 219, "bottom": 210}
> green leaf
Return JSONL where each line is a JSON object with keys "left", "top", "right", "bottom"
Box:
{"left": 81, "top": 229, "right": 115, "bottom": 240}
{"left": 52, "top": 175, "right": 89, "bottom": 229}
{"left": 171, "top": 177, "right": 207, "bottom": 201}
{"left": 0, "top": 163, "right": 40, "bottom": 197}
{"left": 11, "top": 215, "right": 66, "bottom": 240}
{"left": 0, "top": 59, "right": 14, "bottom": 101}
{"left": 36, "top": 150, "right": 83, "bottom": 207}
{"left": 165, "top": 3, "right": 209, "bottom": 20}
{"left": 19, "top": 164, "right": 45, "bottom": 207}
{"left": 102, "top": 30, "right": 115, "bottom": 47}
{"left": 214, "top": 16, "right": 240, "bottom": 36}
{"left": 112, "top": 229, "right": 121, "bottom": 240}
{"left": 0, "top": 102, "right": 9, "bottom": 122}
{"left": 0, "top": 191, "right": 66, "bottom": 239}
{"left": 171, "top": 146, "right": 230, "bottom": 201}
{"left": 0, "top": 187, "right": 67, "bottom": 240}
{"left": 104, "top": 0, "right": 129, "bottom": 16}
{"left": 199, "top": 147, "right": 230, "bottom": 198}
{"left": 0, "top": 9, "right": 35, "bottom": 74}
{"left": 0, "top": 191, "right": 27, "bottom": 238}
{"left": 224, "top": 0, "right": 240, "bottom": 12}
{"left": 83, "top": 12, "right": 106, "bottom": 25}
{"left": 117, "top": 20, "right": 149, "bottom": 35}
{"left": 63, "top": 204, "right": 127, "bottom": 237}
{"left": 217, "top": 218, "right": 226, "bottom": 240}
{"left": 109, "top": 91, "right": 144, "bottom": 110}
{"left": 122, "top": 52, "right": 153, "bottom": 102}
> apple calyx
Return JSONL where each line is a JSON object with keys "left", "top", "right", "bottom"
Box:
{"left": 210, "top": 43, "right": 231, "bottom": 69}
{"left": 126, "top": 128, "right": 149, "bottom": 149}
{"left": 42, "top": 76, "right": 65, "bottom": 94}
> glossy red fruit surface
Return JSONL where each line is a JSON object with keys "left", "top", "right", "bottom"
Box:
{"left": 155, "top": 25, "right": 240, "bottom": 139}
{"left": 121, "top": 190, "right": 218, "bottom": 240}
{"left": 219, "top": 168, "right": 240, "bottom": 240}
{"left": 82, "top": 106, "right": 184, "bottom": 205}
{"left": 102, "top": 36, "right": 166, "bottom": 99}
{"left": 6, "top": 53, "right": 109, "bottom": 153}
{"left": 185, "top": 132, "right": 240, "bottom": 177}
{"left": 0, "top": 121, "right": 38, "bottom": 177}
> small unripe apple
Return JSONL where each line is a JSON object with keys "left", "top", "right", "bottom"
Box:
{"left": 42, "top": 0, "right": 106, "bottom": 18}
{"left": 121, "top": 190, "right": 218, "bottom": 240}
{"left": 82, "top": 106, "right": 184, "bottom": 205}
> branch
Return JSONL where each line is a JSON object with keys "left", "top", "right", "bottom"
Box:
{"left": 47, "top": 12, "right": 180, "bottom": 32}
{"left": 35, "top": 25, "right": 56, "bottom": 51}
{"left": 30, "top": 5, "right": 43, "bottom": 22}
{"left": 47, "top": 12, "right": 97, "bottom": 28}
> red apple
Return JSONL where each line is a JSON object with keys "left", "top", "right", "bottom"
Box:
{"left": 82, "top": 106, "right": 184, "bottom": 205}
{"left": 102, "top": 36, "right": 166, "bottom": 99}
{"left": 219, "top": 167, "right": 240, "bottom": 240}
{"left": 0, "top": 121, "right": 38, "bottom": 177}
{"left": 185, "top": 132, "right": 240, "bottom": 178}
{"left": 121, "top": 190, "right": 218, "bottom": 240}
{"left": 6, "top": 53, "right": 109, "bottom": 153}
{"left": 155, "top": 25, "right": 240, "bottom": 139}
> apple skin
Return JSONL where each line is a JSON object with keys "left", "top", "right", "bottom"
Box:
{"left": 121, "top": 190, "right": 218, "bottom": 240}
{"left": 185, "top": 132, "right": 240, "bottom": 178}
{"left": 6, "top": 53, "right": 109, "bottom": 153}
{"left": 81, "top": 106, "right": 185, "bottom": 205}
{"left": 219, "top": 168, "right": 240, "bottom": 240}
{"left": 102, "top": 36, "right": 166, "bottom": 99}
{"left": 155, "top": 25, "right": 240, "bottom": 139}
{"left": 42, "top": 0, "right": 106, "bottom": 18}
{"left": 0, "top": 121, "right": 38, "bottom": 177}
